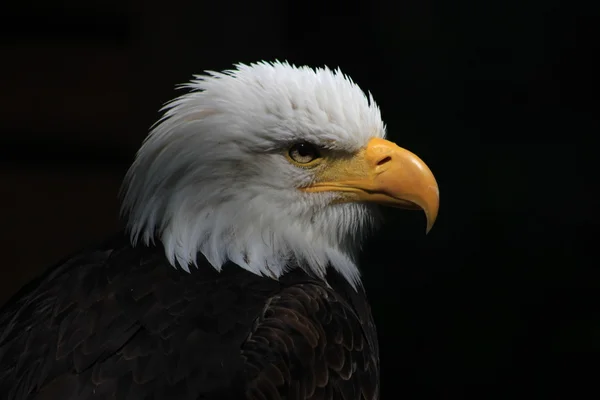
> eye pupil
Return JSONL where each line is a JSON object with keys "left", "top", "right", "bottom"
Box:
{"left": 289, "top": 142, "right": 320, "bottom": 164}
{"left": 296, "top": 143, "right": 311, "bottom": 157}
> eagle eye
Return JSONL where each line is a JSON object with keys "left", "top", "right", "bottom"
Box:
{"left": 288, "top": 142, "right": 320, "bottom": 164}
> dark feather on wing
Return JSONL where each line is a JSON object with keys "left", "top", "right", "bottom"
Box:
{"left": 0, "top": 234, "right": 379, "bottom": 400}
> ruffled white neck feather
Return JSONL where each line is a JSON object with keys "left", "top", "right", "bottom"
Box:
{"left": 120, "top": 61, "right": 385, "bottom": 289}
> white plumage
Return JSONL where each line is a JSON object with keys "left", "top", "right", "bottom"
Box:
{"left": 121, "top": 61, "right": 387, "bottom": 288}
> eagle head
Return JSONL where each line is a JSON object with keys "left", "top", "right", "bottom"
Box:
{"left": 121, "top": 61, "right": 439, "bottom": 288}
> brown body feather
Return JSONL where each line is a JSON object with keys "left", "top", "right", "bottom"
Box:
{"left": 0, "top": 234, "right": 379, "bottom": 399}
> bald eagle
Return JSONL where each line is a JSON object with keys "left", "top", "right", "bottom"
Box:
{"left": 0, "top": 61, "right": 439, "bottom": 400}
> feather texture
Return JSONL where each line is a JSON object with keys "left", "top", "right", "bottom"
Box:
{"left": 0, "top": 234, "right": 379, "bottom": 399}
{"left": 120, "top": 61, "right": 385, "bottom": 287}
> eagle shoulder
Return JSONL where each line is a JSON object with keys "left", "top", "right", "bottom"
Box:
{"left": 0, "top": 238, "right": 379, "bottom": 400}
{"left": 242, "top": 282, "right": 380, "bottom": 400}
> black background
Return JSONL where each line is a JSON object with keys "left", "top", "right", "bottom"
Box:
{"left": 1, "top": 0, "right": 597, "bottom": 398}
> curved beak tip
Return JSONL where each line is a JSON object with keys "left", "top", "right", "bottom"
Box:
{"left": 424, "top": 209, "right": 437, "bottom": 235}
{"left": 421, "top": 188, "right": 439, "bottom": 235}
{"left": 425, "top": 219, "right": 435, "bottom": 235}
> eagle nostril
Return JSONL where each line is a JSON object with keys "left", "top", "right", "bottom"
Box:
{"left": 377, "top": 156, "right": 392, "bottom": 166}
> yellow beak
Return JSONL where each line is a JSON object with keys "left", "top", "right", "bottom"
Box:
{"left": 301, "top": 137, "right": 439, "bottom": 233}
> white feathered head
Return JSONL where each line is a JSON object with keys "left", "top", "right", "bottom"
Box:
{"left": 121, "top": 61, "right": 438, "bottom": 288}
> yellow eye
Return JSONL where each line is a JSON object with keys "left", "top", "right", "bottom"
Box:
{"left": 288, "top": 142, "right": 320, "bottom": 164}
